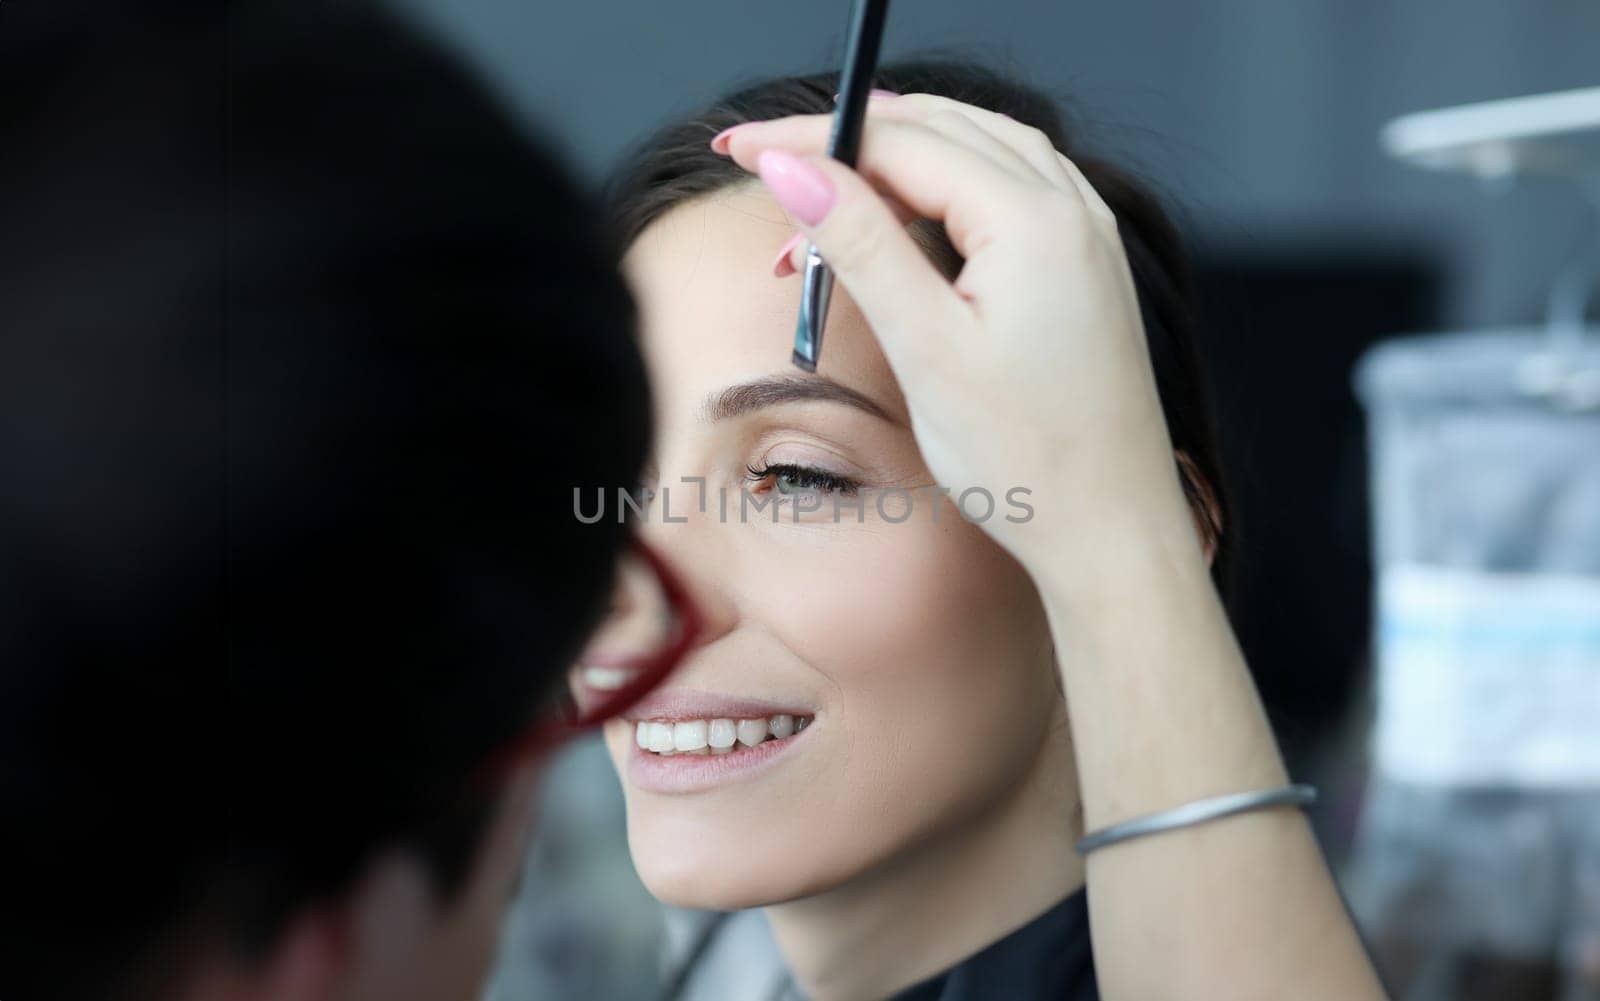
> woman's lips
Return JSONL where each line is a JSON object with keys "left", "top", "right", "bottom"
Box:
{"left": 626, "top": 723, "right": 811, "bottom": 794}
{"left": 620, "top": 689, "right": 817, "bottom": 793}
{"left": 621, "top": 688, "right": 812, "bottom": 723}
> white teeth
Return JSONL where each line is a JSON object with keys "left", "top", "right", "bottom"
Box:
{"left": 673, "top": 720, "right": 709, "bottom": 751}
{"left": 635, "top": 715, "right": 811, "bottom": 755}
{"left": 708, "top": 718, "right": 737, "bottom": 749}
{"left": 582, "top": 665, "right": 631, "bottom": 690}
{"left": 736, "top": 718, "right": 768, "bottom": 747}
{"left": 647, "top": 722, "right": 675, "bottom": 753}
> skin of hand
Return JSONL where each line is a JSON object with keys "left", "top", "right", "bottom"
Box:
{"left": 715, "top": 93, "right": 1200, "bottom": 600}
{"left": 713, "top": 94, "right": 1390, "bottom": 1001}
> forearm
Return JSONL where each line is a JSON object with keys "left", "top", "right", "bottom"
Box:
{"left": 1031, "top": 499, "right": 1386, "bottom": 1001}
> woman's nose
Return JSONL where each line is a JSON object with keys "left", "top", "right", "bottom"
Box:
{"left": 636, "top": 485, "right": 740, "bottom": 654}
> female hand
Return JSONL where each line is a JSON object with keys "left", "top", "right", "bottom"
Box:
{"left": 715, "top": 95, "right": 1390, "bottom": 1001}
{"left": 714, "top": 93, "right": 1206, "bottom": 597}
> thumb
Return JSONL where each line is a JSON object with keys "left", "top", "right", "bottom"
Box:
{"left": 754, "top": 148, "right": 970, "bottom": 369}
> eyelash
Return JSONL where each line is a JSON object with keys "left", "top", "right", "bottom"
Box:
{"left": 744, "top": 461, "right": 861, "bottom": 497}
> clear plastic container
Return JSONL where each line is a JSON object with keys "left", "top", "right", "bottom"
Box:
{"left": 1348, "top": 327, "right": 1600, "bottom": 1001}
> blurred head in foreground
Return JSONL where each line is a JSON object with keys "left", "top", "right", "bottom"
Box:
{"left": 0, "top": 2, "right": 650, "bottom": 999}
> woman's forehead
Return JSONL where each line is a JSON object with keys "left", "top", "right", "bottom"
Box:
{"left": 623, "top": 186, "right": 906, "bottom": 419}
{"left": 622, "top": 184, "right": 791, "bottom": 316}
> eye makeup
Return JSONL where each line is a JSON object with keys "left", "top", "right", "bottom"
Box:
{"left": 739, "top": 419, "right": 896, "bottom": 494}
{"left": 734, "top": 426, "right": 936, "bottom": 529}
{"left": 649, "top": 390, "right": 930, "bottom": 522}
{"left": 744, "top": 461, "right": 862, "bottom": 497}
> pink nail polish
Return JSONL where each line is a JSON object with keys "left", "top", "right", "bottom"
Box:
{"left": 710, "top": 124, "right": 743, "bottom": 155}
{"left": 756, "top": 149, "right": 835, "bottom": 227}
{"left": 831, "top": 88, "right": 900, "bottom": 102}
{"left": 772, "top": 232, "right": 804, "bottom": 277}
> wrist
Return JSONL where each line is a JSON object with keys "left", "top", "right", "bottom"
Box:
{"left": 1018, "top": 475, "right": 1211, "bottom": 617}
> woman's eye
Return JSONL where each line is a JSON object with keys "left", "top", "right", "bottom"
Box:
{"left": 746, "top": 462, "right": 860, "bottom": 497}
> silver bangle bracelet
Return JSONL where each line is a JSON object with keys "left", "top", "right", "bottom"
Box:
{"left": 1075, "top": 783, "right": 1318, "bottom": 855}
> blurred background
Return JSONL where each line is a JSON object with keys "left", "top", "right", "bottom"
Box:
{"left": 375, "top": 2, "right": 1600, "bottom": 998}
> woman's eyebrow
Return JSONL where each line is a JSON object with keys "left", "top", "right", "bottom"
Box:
{"left": 699, "top": 374, "right": 904, "bottom": 426}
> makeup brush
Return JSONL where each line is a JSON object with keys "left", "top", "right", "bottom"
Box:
{"left": 791, "top": 0, "right": 890, "bottom": 372}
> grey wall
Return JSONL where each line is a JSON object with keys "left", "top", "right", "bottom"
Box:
{"left": 393, "top": 0, "right": 1600, "bottom": 330}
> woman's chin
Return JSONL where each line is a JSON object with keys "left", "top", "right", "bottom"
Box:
{"left": 634, "top": 852, "right": 785, "bottom": 911}
{"left": 629, "top": 831, "right": 838, "bottom": 911}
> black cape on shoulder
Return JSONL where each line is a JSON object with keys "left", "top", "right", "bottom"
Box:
{"left": 887, "top": 888, "right": 1099, "bottom": 1001}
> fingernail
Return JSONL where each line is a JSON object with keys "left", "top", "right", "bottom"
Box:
{"left": 756, "top": 149, "right": 835, "bottom": 227}
{"left": 710, "top": 124, "right": 745, "bottom": 155}
{"left": 831, "top": 88, "right": 900, "bottom": 102}
{"left": 772, "top": 232, "right": 804, "bottom": 277}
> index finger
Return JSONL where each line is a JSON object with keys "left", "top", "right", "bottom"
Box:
{"left": 719, "top": 107, "right": 1066, "bottom": 266}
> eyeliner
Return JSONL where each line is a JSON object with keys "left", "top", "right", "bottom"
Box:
{"left": 792, "top": 0, "right": 891, "bottom": 372}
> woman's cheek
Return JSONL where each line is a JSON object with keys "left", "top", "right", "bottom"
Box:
{"left": 611, "top": 505, "right": 1056, "bottom": 909}
{"left": 756, "top": 511, "right": 1052, "bottom": 779}
{"left": 758, "top": 511, "right": 1039, "bottom": 693}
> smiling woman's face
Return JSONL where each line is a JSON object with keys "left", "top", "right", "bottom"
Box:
{"left": 603, "top": 181, "right": 1066, "bottom": 910}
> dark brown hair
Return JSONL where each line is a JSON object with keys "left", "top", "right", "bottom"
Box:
{"left": 603, "top": 57, "right": 1236, "bottom": 606}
